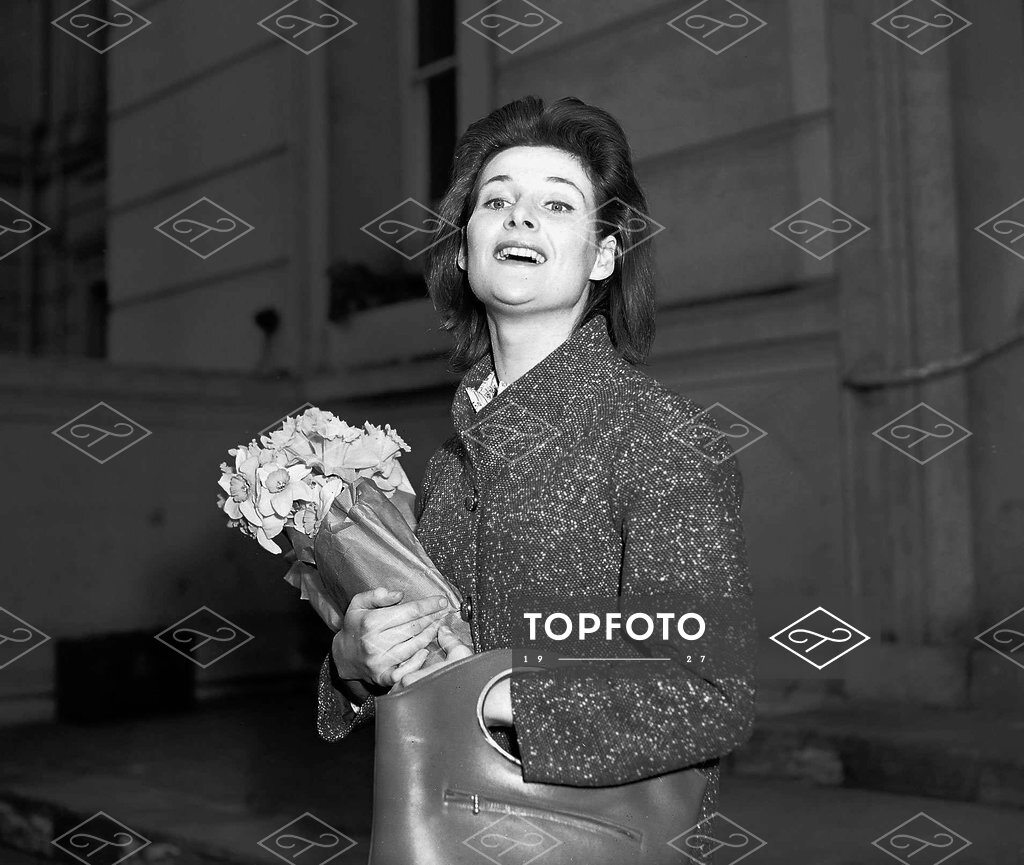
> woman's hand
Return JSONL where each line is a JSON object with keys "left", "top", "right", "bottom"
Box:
{"left": 482, "top": 678, "right": 513, "bottom": 726}
{"left": 394, "top": 624, "right": 514, "bottom": 726}
{"left": 395, "top": 624, "right": 474, "bottom": 688}
{"left": 331, "top": 587, "right": 450, "bottom": 688}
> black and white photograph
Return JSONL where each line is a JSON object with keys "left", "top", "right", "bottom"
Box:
{"left": 1, "top": 1, "right": 1022, "bottom": 863}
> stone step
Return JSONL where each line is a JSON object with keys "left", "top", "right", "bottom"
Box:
{"left": 0, "top": 683, "right": 372, "bottom": 865}
{"left": 728, "top": 698, "right": 1024, "bottom": 810}
{"left": 716, "top": 776, "right": 1024, "bottom": 864}
{"left": 3, "top": 774, "right": 1022, "bottom": 865}
{"left": 1, "top": 686, "right": 1021, "bottom": 864}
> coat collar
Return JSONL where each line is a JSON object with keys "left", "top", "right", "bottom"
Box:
{"left": 451, "top": 313, "right": 620, "bottom": 476}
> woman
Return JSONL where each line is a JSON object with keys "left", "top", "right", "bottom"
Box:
{"left": 316, "top": 95, "right": 757, "bottom": 834}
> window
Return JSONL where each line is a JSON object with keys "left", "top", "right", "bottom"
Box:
{"left": 328, "top": 1, "right": 492, "bottom": 323}
{"left": 0, "top": 3, "right": 107, "bottom": 358}
{"left": 414, "top": 0, "right": 458, "bottom": 204}
{"left": 401, "top": 0, "right": 492, "bottom": 210}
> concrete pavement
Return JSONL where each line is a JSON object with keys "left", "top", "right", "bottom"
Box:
{"left": 0, "top": 681, "right": 1021, "bottom": 864}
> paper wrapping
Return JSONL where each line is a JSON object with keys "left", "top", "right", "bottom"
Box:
{"left": 283, "top": 476, "right": 472, "bottom": 663}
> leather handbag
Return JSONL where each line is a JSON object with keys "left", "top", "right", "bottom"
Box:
{"left": 368, "top": 649, "right": 708, "bottom": 865}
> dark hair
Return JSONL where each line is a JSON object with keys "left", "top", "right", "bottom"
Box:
{"left": 424, "top": 95, "right": 656, "bottom": 372}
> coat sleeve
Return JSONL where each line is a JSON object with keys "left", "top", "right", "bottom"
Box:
{"left": 316, "top": 653, "right": 376, "bottom": 741}
{"left": 314, "top": 443, "right": 448, "bottom": 742}
{"left": 507, "top": 392, "right": 758, "bottom": 786}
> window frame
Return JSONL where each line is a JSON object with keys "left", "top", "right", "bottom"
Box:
{"left": 398, "top": 0, "right": 493, "bottom": 215}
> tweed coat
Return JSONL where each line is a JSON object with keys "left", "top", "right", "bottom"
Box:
{"left": 316, "top": 312, "right": 758, "bottom": 828}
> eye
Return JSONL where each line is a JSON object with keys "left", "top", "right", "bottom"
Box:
{"left": 480, "top": 196, "right": 575, "bottom": 213}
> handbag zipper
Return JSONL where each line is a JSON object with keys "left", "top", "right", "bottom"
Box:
{"left": 443, "top": 788, "right": 642, "bottom": 844}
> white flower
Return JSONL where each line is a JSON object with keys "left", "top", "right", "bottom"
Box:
{"left": 218, "top": 407, "right": 414, "bottom": 555}
{"left": 256, "top": 458, "right": 315, "bottom": 519}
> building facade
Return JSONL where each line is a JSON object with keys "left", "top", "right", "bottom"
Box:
{"left": 1, "top": 0, "right": 1021, "bottom": 721}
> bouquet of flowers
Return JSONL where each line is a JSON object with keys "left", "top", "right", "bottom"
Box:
{"left": 216, "top": 407, "right": 469, "bottom": 655}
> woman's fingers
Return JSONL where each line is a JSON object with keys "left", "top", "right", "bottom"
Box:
{"left": 358, "top": 603, "right": 445, "bottom": 661}
{"left": 396, "top": 663, "right": 434, "bottom": 689}
{"left": 437, "top": 623, "right": 473, "bottom": 656}
{"left": 372, "top": 595, "right": 451, "bottom": 629}
{"left": 371, "top": 619, "right": 442, "bottom": 685}
{"left": 378, "top": 607, "right": 447, "bottom": 645}
{"left": 389, "top": 647, "right": 431, "bottom": 687}
{"left": 386, "top": 618, "right": 443, "bottom": 666}
{"left": 394, "top": 625, "right": 475, "bottom": 688}
{"left": 347, "top": 586, "right": 404, "bottom": 611}
{"left": 338, "top": 592, "right": 457, "bottom": 687}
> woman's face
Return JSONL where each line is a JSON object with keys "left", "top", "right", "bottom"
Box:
{"left": 458, "top": 145, "right": 616, "bottom": 320}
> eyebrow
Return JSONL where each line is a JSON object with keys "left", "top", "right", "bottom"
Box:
{"left": 478, "top": 174, "right": 587, "bottom": 200}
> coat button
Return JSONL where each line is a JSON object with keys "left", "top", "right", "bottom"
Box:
{"left": 460, "top": 595, "right": 473, "bottom": 622}
{"left": 464, "top": 488, "right": 479, "bottom": 512}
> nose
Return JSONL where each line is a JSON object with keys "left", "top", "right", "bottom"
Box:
{"left": 504, "top": 199, "right": 537, "bottom": 230}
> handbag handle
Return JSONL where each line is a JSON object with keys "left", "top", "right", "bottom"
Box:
{"left": 381, "top": 650, "right": 573, "bottom": 763}
{"left": 474, "top": 665, "right": 546, "bottom": 765}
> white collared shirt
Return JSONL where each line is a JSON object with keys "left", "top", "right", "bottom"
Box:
{"left": 466, "top": 371, "right": 510, "bottom": 412}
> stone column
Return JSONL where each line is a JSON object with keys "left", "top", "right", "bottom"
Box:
{"left": 829, "top": 0, "right": 974, "bottom": 707}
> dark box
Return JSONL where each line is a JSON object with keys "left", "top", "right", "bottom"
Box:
{"left": 56, "top": 630, "right": 195, "bottom": 723}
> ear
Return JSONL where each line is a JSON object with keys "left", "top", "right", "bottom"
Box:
{"left": 588, "top": 234, "right": 617, "bottom": 282}
{"left": 457, "top": 229, "right": 467, "bottom": 272}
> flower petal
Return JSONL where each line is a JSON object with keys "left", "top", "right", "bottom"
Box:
{"left": 239, "top": 498, "right": 261, "bottom": 525}
{"left": 290, "top": 480, "right": 315, "bottom": 501}
{"left": 271, "top": 490, "right": 295, "bottom": 517}
{"left": 255, "top": 527, "right": 283, "bottom": 555}
{"left": 287, "top": 464, "right": 312, "bottom": 482}
{"left": 263, "top": 514, "right": 286, "bottom": 535}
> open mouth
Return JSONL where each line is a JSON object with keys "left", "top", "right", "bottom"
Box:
{"left": 494, "top": 244, "right": 547, "bottom": 264}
